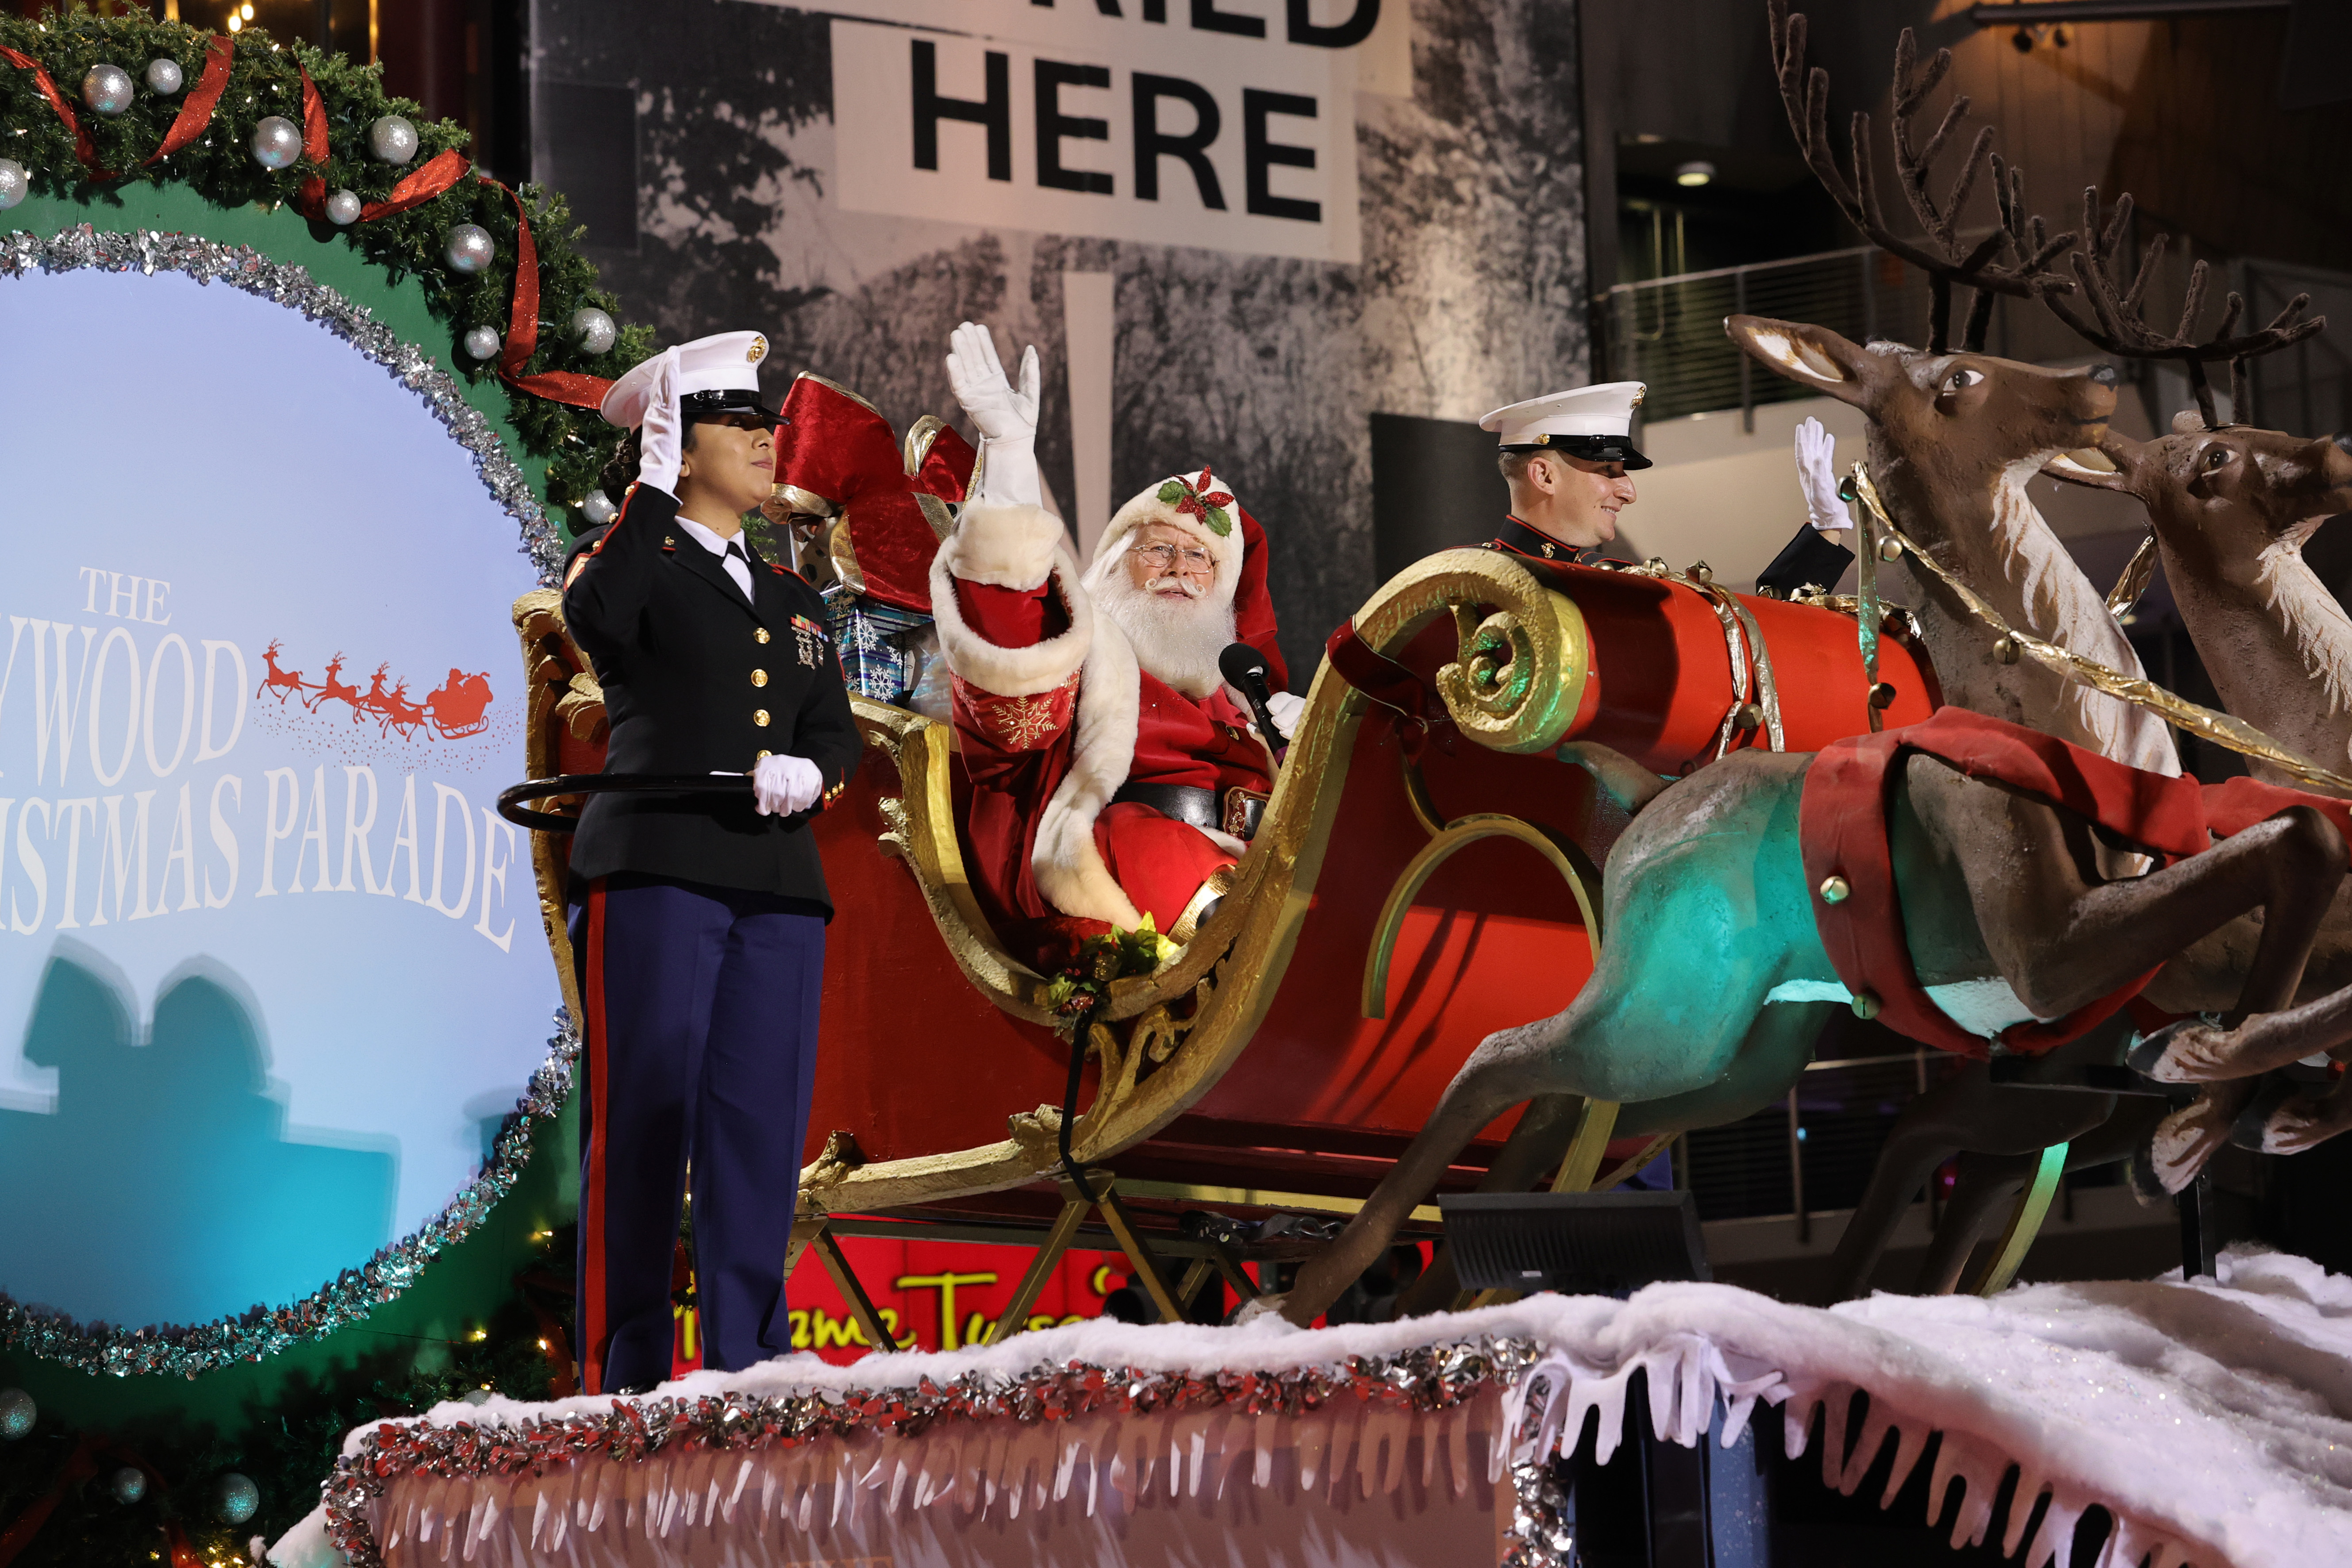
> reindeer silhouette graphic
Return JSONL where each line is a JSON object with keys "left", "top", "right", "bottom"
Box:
{"left": 257, "top": 640, "right": 311, "bottom": 706}
{"left": 373, "top": 677, "right": 430, "bottom": 740}
{"left": 306, "top": 654, "right": 365, "bottom": 722}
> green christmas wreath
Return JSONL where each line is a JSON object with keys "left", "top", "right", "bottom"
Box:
{"left": 0, "top": 4, "right": 648, "bottom": 525}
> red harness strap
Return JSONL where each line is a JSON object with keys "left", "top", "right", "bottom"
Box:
{"left": 1796, "top": 707, "right": 2349, "bottom": 1059}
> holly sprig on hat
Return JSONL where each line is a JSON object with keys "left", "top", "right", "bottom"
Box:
{"left": 1157, "top": 467, "right": 1235, "bottom": 538}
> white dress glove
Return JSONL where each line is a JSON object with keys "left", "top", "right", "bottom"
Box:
{"left": 752, "top": 753, "right": 824, "bottom": 816}
{"left": 1265, "top": 691, "right": 1307, "bottom": 742}
{"left": 637, "top": 346, "right": 685, "bottom": 496}
{"left": 945, "top": 321, "right": 1042, "bottom": 508}
{"left": 1794, "top": 416, "right": 1848, "bottom": 535}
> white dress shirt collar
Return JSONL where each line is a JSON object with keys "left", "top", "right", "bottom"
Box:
{"left": 673, "top": 513, "right": 755, "bottom": 602}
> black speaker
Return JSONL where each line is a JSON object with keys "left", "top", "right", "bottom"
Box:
{"left": 1369, "top": 412, "right": 1510, "bottom": 582}
{"left": 1441, "top": 1190, "right": 1710, "bottom": 1296}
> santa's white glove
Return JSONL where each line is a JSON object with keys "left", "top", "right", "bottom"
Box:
{"left": 1265, "top": 691, "right": 1307, "bottom": 742}
{"left": 945, "top": 321, "right": 1043, "bottom": 508}
{"left": 1794, "top": 416, "right": 1848, "bottom": 535}
{"left": 752, "top": 753, "right": 824, "bottom": 816}
{"left": 636, "top": 346, "right": 685, "bottom": 497}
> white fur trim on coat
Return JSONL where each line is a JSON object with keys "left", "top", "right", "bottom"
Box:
{"left": 931, "top": 538, "right": 1091, "bottom": 698}
{"left": 1031, "top": 612, "right": 1149, "bottom": 930}
{"left": 940, "top": 500, "right": 1068, "bottom": 591}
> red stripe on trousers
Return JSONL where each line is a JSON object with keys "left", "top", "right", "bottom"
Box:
{"left": 580, "top": 880, "right": 611, "bottom": 1395}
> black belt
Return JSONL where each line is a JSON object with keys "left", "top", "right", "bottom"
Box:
{"left": 1111, "top": 782, "right": 1268, "bottom": 842}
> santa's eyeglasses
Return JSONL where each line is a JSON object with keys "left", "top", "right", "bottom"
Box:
{"left": 1129, "top": 543, "right": 1213, "bottom": 576}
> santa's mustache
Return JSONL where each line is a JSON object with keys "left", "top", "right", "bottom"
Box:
{"left": 1143, "top": 575, "right": 1209, "bottom": 599}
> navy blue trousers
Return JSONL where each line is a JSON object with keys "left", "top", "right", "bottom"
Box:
{"left": 569, "top": 873, "right": 824, "bottom": 1393}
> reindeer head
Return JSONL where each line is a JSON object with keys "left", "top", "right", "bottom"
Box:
{"left": 1732, "top": 314, "right": 2118, "bottom": 492}
{"left": 2052, "top": 423, "right": 2352, "bottom": 561}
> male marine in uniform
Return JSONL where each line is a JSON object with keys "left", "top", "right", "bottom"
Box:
{"left": 1477, "top": 380, "right": 1857, "bottom": 592}
{"left": 561, "top": 332, "right": 861, "bottom": 1394}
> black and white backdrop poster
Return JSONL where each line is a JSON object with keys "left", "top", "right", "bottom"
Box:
{"left": 530, "top": 0, "right": 1587, "bottom": 682}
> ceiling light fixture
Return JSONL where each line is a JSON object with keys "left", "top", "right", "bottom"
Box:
{"left": 1674, "top": 160, "right": 1716, "bottom": 188}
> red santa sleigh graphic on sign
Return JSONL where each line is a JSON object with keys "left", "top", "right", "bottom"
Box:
{"left": 256, "top": 642, "right": 492, "bottom": 741}
{"left": 424, "top": 669, "right": 494, "bottom": 738}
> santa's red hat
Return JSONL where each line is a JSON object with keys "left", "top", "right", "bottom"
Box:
{"left": 1082, "top": 467, "right": 1287, "bottom": 689}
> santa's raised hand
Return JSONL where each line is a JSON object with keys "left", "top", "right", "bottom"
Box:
{"left": 946, "top": 321, "right": 1043, "bottom": 507}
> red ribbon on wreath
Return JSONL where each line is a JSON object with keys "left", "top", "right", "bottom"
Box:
{"left": 481, "top": 174, "right": 615, "bottom": 409}
{"left": 359, "top": 147, "right": 469, "bottom": 219}
{"left": 0, "top": 44, "right": 93, "bottom": 170}
{"left": 145, "top": 36, "right": 235, "bottom": 168}
{"left": 0, "top": 1435, "right": 203, "bottom": 1568}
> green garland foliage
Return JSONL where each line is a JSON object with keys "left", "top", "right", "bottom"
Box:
{"left": 0, "top": 5, "right": 649, "bottom": 524}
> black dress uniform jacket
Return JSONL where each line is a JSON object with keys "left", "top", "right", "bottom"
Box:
{"left": 561, "top": 483, "right": 861, "bottom": 910}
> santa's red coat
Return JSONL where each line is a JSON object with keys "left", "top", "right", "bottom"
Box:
{"left": 926, "top": 486, "right": 1289, "bottom": 969}
{"left": 949, "top": 574, "right": 1273, "bottom": 965}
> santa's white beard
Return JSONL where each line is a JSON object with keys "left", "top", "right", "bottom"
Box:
{"left": 1095, "top": 573, "right": 1237, "bottom": 699}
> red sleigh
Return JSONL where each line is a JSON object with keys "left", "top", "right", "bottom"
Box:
{"left": 507, "top": 546, "right": 1936, "bottom": 1325}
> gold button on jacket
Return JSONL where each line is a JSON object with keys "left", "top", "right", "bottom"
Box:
{"left": 753, "top": 709, "right": 770, "bottom": 727}
{"left": 751, "top": 669, "right": 769, "bottom": 687}
{"left": 755, "top": 627, "right": 771, "bottom": 644}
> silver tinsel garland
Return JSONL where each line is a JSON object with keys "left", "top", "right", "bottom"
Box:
{"left": 0, "top": 223, "right": 578, "bottom": 1377}
{"left": 319, "top": 1336, "right": 1573, "bottom": 1568}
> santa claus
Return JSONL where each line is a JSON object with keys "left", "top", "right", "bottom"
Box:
{"left": 930, "top": 323, "right": 1301, "bottom": 964}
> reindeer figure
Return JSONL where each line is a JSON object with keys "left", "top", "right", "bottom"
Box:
{"left": 1745, "top": 2, "right": 2172, "bottom": 776}
{"left": 1831, "top": 193, "right": 2340, "bottom": 1296}
{"left": 257, "top": 639, "right": 310, "bottom": 705}
{"left": 1285, "top": 7, "right": 2318, "bottom": 1324}
{"left": 307, "top": 653, "right": 365, "bottom": 721}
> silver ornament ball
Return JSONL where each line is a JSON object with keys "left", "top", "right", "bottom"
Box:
{"left": 580, "top": 490, "right": 618, "bottom": 527}
{"left": 108, "top": 1467, "right": 147, "bottom": 1505}
{"left": 569, "top": 307, "right": 619, "bottom": 357}
{"left": 0, "top": 159, "right": 27, "bottom": 213}
{"left": 444, "top": 223, "right": 496, "bottom": 275}
{"left": 0, "top": 1388, "right": 32, "bottom": 1441}
{"left": 368, "top": 114, "right": 419, "bottom": 165}
{"left": 325, "top": 188, "right": 363, "bottom": 226}
{"left": 461, "top": 325, "right": 503, "bottom": 361}
{"left": 144, "top": 58, "right": 185, "bottom": 96}
{"left": 212, "top": 1473, "right": 260, "bottom": 1526}
{"left": 250, "top": 115, "right": 304, "bottom": 171}
{"left": 81, "top": 64, "right": 135, "bottom": 116}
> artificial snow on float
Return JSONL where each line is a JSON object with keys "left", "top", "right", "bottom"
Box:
{"left": 270, "top": 1245, "right": 2352, "bottom": 1568}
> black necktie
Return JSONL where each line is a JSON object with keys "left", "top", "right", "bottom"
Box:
{"left": 723, "top": 541, "right": 750, "bottom": 597}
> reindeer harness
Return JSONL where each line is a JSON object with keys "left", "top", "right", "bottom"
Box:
{"left": 1801, "top": 707, "right": 2352, "bottom": 1059}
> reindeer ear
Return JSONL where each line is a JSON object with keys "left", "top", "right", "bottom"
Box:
{"left": 1724, "top": 315, "right": 1876, "bottom": 408}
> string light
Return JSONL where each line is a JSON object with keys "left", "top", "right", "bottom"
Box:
{"left": 225, "top": 14, "right": 239, "bottom": 30}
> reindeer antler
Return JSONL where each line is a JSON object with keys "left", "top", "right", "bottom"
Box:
{"left": 1769, "top": 0, "right": 2074, "bottom": 354}
{"left": 2024, "top": 184, "right": 2323, "bottom": 428}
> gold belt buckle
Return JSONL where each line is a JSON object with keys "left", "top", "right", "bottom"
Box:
{"left": 1222, "top": 787, "right": 1270, "bottom": 841}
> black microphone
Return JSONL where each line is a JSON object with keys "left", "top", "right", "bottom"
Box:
{"left": 1219, "top": 642, "right": 1287, "bottom": 760}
